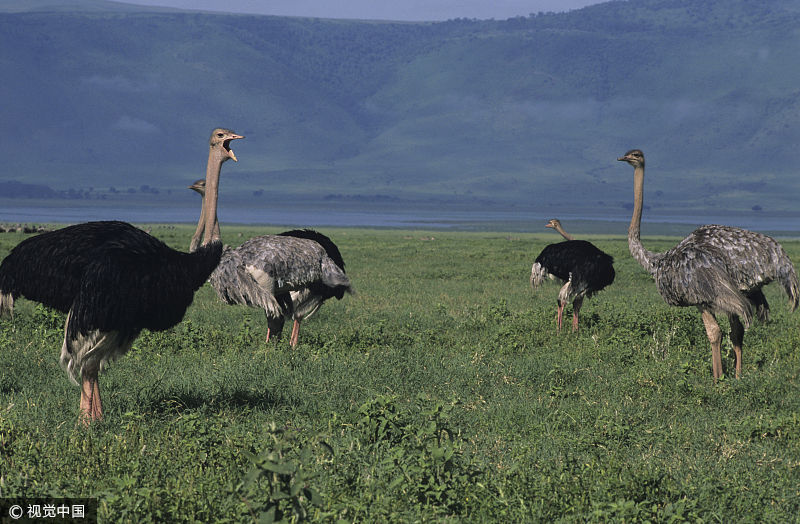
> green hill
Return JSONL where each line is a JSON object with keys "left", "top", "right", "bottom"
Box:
{"left": 1, "top": 0, "right": 799, "bottom": 217}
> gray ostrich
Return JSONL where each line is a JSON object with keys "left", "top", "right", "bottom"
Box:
{"left": 188, "top": 180, "right": 353, "bottom": 347}
{"left": 618, "top": 149, "right": 799, "bottom": 380}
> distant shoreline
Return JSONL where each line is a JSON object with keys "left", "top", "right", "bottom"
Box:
{"left": 1, "top": 201, "right": 798, "bottom": 238}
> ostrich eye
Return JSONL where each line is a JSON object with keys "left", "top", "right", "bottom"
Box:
{"left": 217, "top": 133, "right": 224, "bottom": 137}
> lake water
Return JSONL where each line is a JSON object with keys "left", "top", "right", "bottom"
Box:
{"left": 2, "top": 202, "right": 799, "bottom": 236}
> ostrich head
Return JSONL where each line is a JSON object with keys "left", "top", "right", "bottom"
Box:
{"left": 188, "top": 179, "right": 206, "bottom": 196}
{"left": 210, "top": 128, "right": 244, "bottom": 162}
{"left": 544, "top": 217, "right": 573, "bottom": 240}
{"left": 617, "top": 149, "right": 645, "bottom": 168}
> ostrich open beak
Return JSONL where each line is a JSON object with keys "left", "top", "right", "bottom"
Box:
{"left": 224, "top": 134, "right": 245, "bottom": 162}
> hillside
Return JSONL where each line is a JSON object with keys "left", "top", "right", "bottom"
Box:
{"left": 1, "top": 0, "right": 799, "bottom": 219}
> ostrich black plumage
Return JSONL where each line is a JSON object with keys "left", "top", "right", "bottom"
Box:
{"left": 530, "top": 219, "right": 615, "bottom": 332}
{"left": 618, "top": 149, "right": 798, "bottom": 380}
{"left": 0, "top": 128, "right": 243, "bottom": 423}
{"left": 188, "top": 180, "right": 353, "bottom": 347}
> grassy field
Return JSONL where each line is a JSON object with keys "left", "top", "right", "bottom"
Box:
{"left": 1, "top": 224, "right": 799, "bottom": 522}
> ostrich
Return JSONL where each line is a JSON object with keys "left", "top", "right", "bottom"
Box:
{"left": 277, "top": 229, "right": 351, "bottom": 346}
{"left": 530, "top": 219, "right": 615, "bottom": 332}
{"left": 618, "top": 149, "right": 798, "bottom": 380}
{"left": 188, "top": 181, "right": 353, "bottom": 347}
{"left": 0, "top": 128, "right": 243, "bottom": 423}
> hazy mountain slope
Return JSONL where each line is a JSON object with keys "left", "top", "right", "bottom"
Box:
{"left": 2, "top": 0, "right": 799, "bottom": 216}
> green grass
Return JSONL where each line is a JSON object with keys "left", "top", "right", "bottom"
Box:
{"left": 1, "top": 225, "right": 799, "bottom": 522}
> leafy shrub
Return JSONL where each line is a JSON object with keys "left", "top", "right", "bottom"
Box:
{"left": 239, "top": 422, "right": 328, "bottom": 523}
{"left": 345, "top": 394, "right": 483, "bottom": 516}
{"left": 0, "top": 409, "right": 14, "bottom": 463}
{"left": 742, "top": 413, "right": 800, "bottom": 441}
{"left": 31, "top": 304, "right": 65, "bottom": 332}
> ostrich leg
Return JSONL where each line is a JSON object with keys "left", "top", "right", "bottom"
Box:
{"left": 571, "top": 297, "right": 584, "bottom": 332}
{"left": 701, "top": 310, "right": 724, "bottom": 381}
{"left": 728, "top": 314, "right": 745, "bottom": 379}
{"left": 80, "top": 371, "right": 103, "bottom": 424}
{"left": 265, "top": 315, "right": 285, "bottom": 344}
{"left": 556, "top": 280, "right": 573, "bottom": 333}
{"left": 290, "top": 319, "right": 301, "bottom": 347}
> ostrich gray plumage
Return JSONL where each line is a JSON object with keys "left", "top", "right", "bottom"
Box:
{"left": 188, "top": 181, "right": 353, "bottom": 345}
{"left": 188, "top": 179, "right": 352, "bottom": 345}
{"left": 276, "top": 229, "right": 352, "bottom": 346}
{"left": 645, "top": 225, "right": 797, "bottom": 324}
{"left": 618, "top": 149, "right": 798, "bottom": 380}
{"left": 209, "top": 236, "right": 349, "bottom": 313}
{"left": 290, "top": 287, "right": 324, "bottom": 323}
{"left": 207, "top": 235, "right": 352, "bottom": 344}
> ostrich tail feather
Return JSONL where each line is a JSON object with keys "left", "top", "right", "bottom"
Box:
{"left": 530, "top": 263, "right": 547, "bottom": 289}
{"left": 321, "top": 257, "right": 353, "bottom": 294}
{"left": 59, "top": 311, "right": 135, "bottom": 386}
{"left": 557, "top": 276, "right": 574, "bottom": 305}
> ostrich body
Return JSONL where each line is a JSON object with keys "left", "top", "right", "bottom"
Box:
{"left": 0, "top": 128, "right": 243, "bottom": 422}
{"left": 277, "top": 229, "right": 351, "bottom": 346}
{"left": 618, "top": 149, "right": 798, "bottom": 380}
{"left": 531, "top": 219, "right": 615, "bottom": 332}
{"left": 208, "top": 236, "right": 352, "bottom": 347}
{"left": 188, "top": 181, "right": 352, "bottom": 347}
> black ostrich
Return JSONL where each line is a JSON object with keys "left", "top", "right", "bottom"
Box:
{"left": 618, "top": 149, "right": 798, "bottom": 380}
{"left": 530, "top": 219, "right": 615, "bottom": 332}
{"left": 0, "top": 128, "right": 243, "bottom": 423}
{"left": 188, "top": 180, "right": 353, "bottom": 347}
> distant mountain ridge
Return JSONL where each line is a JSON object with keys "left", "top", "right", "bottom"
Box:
{"left": 0, "top": 0, "right": 182, "bottom": 13}
{"left": 2, "top": 0, "right": 799, "bottom": 217}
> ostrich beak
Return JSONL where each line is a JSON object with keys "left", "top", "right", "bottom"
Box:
{"left": 188, "top": 180, "right": 205, "bottom": 194}
{"left": 617, "top": 155, "right": 629, "bottom": 162}
{"left": 224, "top": 134, "right": 245, "bottom": 162}
{"left": 545, "top": 222, "right": 554, "bottom": 228}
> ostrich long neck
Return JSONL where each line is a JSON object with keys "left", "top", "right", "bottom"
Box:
{"left": 201, "top": 148, "right": 223, "bottom": 245}
{"left": 553, "top": 223, "right": 574, "bottom": 241}
{"left": 628, "top": 163, "right": 657, "bottom": 273}
{"left": 190, "top": 197, "right": 206, "bottom": 252}
{"left": 190, "top": 188, "right": 220, "bottom": 252}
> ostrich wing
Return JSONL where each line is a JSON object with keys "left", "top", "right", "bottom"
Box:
{"left": 237, "top": 235, "right": 349, "bottom": 293}
{"left": 684, "top": 225, "right": 795, "bottom": 292}
{"left": 68, "top": 238, "right": 222, "bottom": 339}
{"left": 210, "top": 248, "right": 285, "bottom": 318}
{"left": 0, "top": 221, "right": 141, "bottom": 313}
{"left": 279, "top": 229, "right": 346, "bottom": 270}
{"left": 534, "top": 240, "right": 615, "bottom": 290}
{"left": 654, "top": 243, "right": 753, "bottom": 326}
